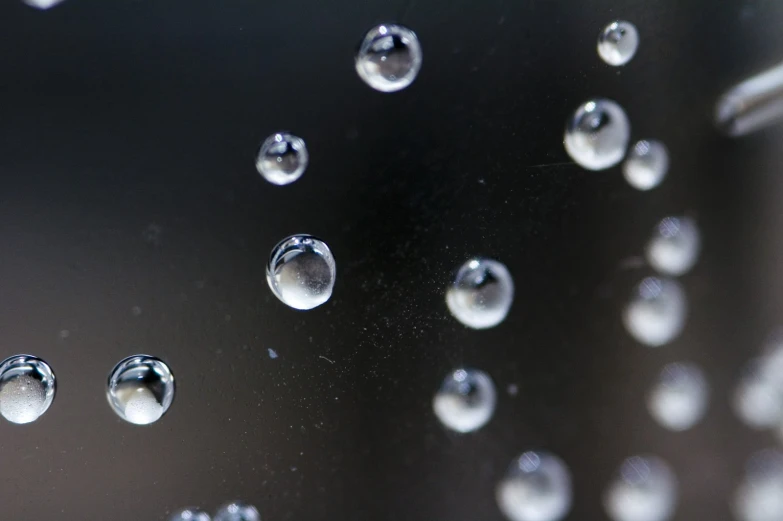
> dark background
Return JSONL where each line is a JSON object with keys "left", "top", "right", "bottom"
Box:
{"left": 0, "top": 0, "right": 782, "bottom": 519}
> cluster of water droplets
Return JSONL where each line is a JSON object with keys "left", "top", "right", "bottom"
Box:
{"left": 733, "top": 340, "right": 783, "bottom": 430}
{"left": 170, "top": 502, "right": 259, "bottom": 521}
{"left": 0, "top": 355, "right": 56, "bottom": 424}
{"left": 170, "top": 508, "right": 212, "bottom": 521}
{"left": 106, "top": 355, "right": 175, "bottom": 425}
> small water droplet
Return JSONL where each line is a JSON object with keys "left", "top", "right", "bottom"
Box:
{"left": 267, "top": 234, "right": 336, "bottom": 310}
{"left": 106, "top": 355, "right": 175, "bottom": 425}
{"left": 446, "top": 258, "right": 514, "bottom": 329}
{"left": 433, "top": 368, "right": 496, "bottom": 433}
{"left": 564, "top": 99, "right": 630, "bottom": 171}
{"left": 733, "top": 449, "right": 783, "bottom": 521}
{"left": 647, "top": 362, "right": 708, "bottom": 431}
{"left": 256, "top": 132, "right": 308, "bottom": 185}
{"left": 733, "top": 357, "right": 783, "bottom": 429}
{"left": 169, "top": 508, "right": 211, "bottom": 521}
{"left": 598, "top": 20, "right": 639, "bottom": 66}
{"left": 0, "top": 355, "right": 56, "bottom": 425}
{"left": 645, "top": 217, "right": 700, "bottom": 276}
{"left": 214, "top": 502, "right": 260, "bottom": 521}
{"left": 622, "top": 140, "right": 668, "bottom": 191}
{"left": 355, "top": 24, "right": 423, "bottom": 93}
{"left": 496, "top": 451, "right": 573, "bottom": 521}
{"left": 622, "top": 277, "right": 687, "bottom": 347}
{"left": 603, "top": 455, "right": 678, "bottom": 521}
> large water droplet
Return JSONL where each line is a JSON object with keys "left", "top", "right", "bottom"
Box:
{"left": 496, "top": 451, "right": 573, "bottom": 521}
{"left": 214, "top": 502, "right": 260, "bottom": 521}
{"left": 355, "top": 24, "right": 422, "bottom": 93}
{"left": 733, "top": 449, "right": 783, "bottom": 521}
{"left": 622, "top": 277, "right": 687, "bottom": 347}
{"left": 106, "top": 355, "right": 175, "bottom": 425}
{"left": 0, "top": 355, "right": 56, "bottom": 425}
{"left": 170, "top": 508, "right": 211, "bottom": 521}
{"left": 433, "top": 368, "right": 496, "bottom": 433}
{"left": 603, "top": 455, "right": 678, "bottom": 521}
{"left": 446, "top": 258, "right": 514, "bottom": 329}
{"left": 622, "top": 140, "right": 669, "bottom": 191}
{"left": 267, "top": 234, "right": 336, "bottom": 310}
{"left": 256, "top": 132, "right": 308, "bottom": 186}
{"left": 646, "top": 362, "right": 708, "bottom": 431}
{"left": 564, "top": 99, "right": 630, "bottom": 171}
{"left": 645, "top": 217, "right": 700, "bottom": 276}
{"left": 597, "top": 21, "right": 639, "bottom": 66}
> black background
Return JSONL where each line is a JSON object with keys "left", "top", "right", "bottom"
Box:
{"left": 1, "top": 0, "right": 783, "bottom": 519}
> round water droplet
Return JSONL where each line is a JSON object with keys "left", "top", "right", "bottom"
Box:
{"left": 645, "top": 217, "right": 700, "bottom": 276}
{"left": 564, "top": 99, "right": 630, "bottom": 171}
{"left": 170, "top": 508, "right": 211, "bottom": 521}
{"left": 733, "top": 358, "right": 783, "bottom": 429}
{"left": 433, "top": 368, "right": 496, "bottom": 433}
{"left": 646, "top": 362, "right": 708, "bottom": 431}
{"left": 598, "top": 20, "right": 639, "bottom": 66}
{"left": 214, "top": 502, "right": 260, "bottom": 521}
{"left": 622, "top": 277, "right": 687, "bottom": 347}
{"left": 355, "top": 24, "right": 422, "bottom": 93}
{"left": 23, "top": 0, "right": 65, "bottom": 9}
{"left": 622, "top": 140, "right": 669, "bottom": 191}
{"left": 256, "top": 132, "right": 308, "bottom": 186}
{"left": 446, "top": 258, "right": 514, "bottom": 329}
{"left": 267, "top": 234, "right": 336, "bottom": 310}
{"left": 733, "top": 449, "right": 783, "bottom": 521}
{"left": 0, "top": 355, "right": 56, "bottom": 425}
{"left": 496, "top": 451, "right": 573, "bottom": 521}
{"left": 603, "top": 455, "right": 678, "bottom": 521}
{"left": 106, "top": 355, "right": 175, "bottom": 425}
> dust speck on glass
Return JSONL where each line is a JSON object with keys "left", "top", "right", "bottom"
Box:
{"left": 0, "top": 355, "right": 56, "bottom": 425}
{"left": 433, "top": 368, "right": 496, "bottom": 433}
{"left": 106, "top": 355, "right": 175, "bottom": 426}
{"left": 266, "top": 234, "right": 336, "bottom": 310}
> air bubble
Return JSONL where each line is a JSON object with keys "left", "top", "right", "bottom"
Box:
{"left": 733, "top": 449, "right": 783, "bottom": 521}
{"left": 355, "top": 24, "right": 422, "bottom": 93}
{"left": 446, "top": 258, "right": 514, "bottom": 329}
{"left": 622, "top": 277, "right": 687, "bottom": 347}
{"left": 0, "top": 355, "right": 55, "bottom": 425}
{"left": 267, "top": 234, "right": 336, "bottom": 310}
{"left": 170, "top": 508, "right": 211, "bottom": 521}
{"left": 733, "top": 357, "right": 783, "bottom": 429}
{"left": 597, "top": 21, "right": 639, "bottom": 66}
{"left": 622, "top": 140, "right": 669, "bottom": 191}
{"left": 106, "top": 355, "right": 175, "bottom": 425}
{"left": 646, "top": 362, "right": 708, "bottom": 431}
{"left": 564, "top": 99, "right": 630, "bottom": 171}
{"left": 603, "top": 455, "right": 678, "bottom": 521}
{"left": 496, "top": 451, "right": 573, "bottom": 521}
{"left": 214, "top": 502, "right": 260, "bottom": 521}
{"left": 433, "top": 368, "right": 496, "bottom": 433}
{"left": 645, "top": 217, "right": 700, "bottom": 276}
{"left": 256, "top": 132, "right": 308, "bottom": 186}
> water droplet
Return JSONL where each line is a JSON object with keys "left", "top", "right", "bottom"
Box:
{"left": 0, "top": 355, "right": 56, "bottom": 424}
{"left": 106, "top": 355, "right": 175, "bottom": 425}
{"left": 255, "top": 132, "right": 308, "bottom": 186}
{"left": 597, "top": 21, "right": 639, "bottom": 66}
{"left": 355, "top": 24, "right": 422, "bottom": 93}
{"left": 23, "top": 0, "right": 66, "bottom": 9}
{"left": 268, "top": 348, "right": 278, "bottom": 359}
{"left": 622, "top": 277, "right": 687, "bottom": 347}
{"left": 214, "top": 502, "right": 260, "bottom": 521}
{"left": 603, "top": 455, "right": 678, "bottom": 521}
{"left": 496, "top": 451, "right": 573, "bottom": 521}
{"left": 645, "top": 217, "right": 700, "bottom": 276}
{"left": 646, "top": 362, "right": 708, "bottom": 431}
{"left": 733, "top": 358, "right": 783, "bottom": 429}
{"left": 733, "top": 449, "right": 783, "bottom": 521}
{"left": 564, "top": 99, "right": 630, "bottom": 171}
{"left": 446, "top": 258, "right": 514, "bottom": 329}
{"left": 267, "top": 234, "right": 336, "bottom": 310}
{"left": 622, "top": 140, "right": 669, "bottom": 191}
{"left": 433, "top": 368, "right": 496, "bottom": 433}
{"left": 169, "top": 508, "right": 211, "bottom": 521}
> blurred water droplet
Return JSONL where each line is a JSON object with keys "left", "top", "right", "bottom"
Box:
{"left": 622, "top": 277, "right": 687, "bottom": 347}
{"left": 0, "top": 355, "right": 56, "bottom": 424}
{"left": 647, "top": 362, "right": 709, "bottom": 431}
{"left": 170, "top": 508, "right": 211, "bottom": 521}
{"left": 355, "top": 24, "right": 422, "bottom": 92}
{"left": 446, "top": 258, "right": 514, "bottom": 329}
{"left": 256, "top": 132, "right": 308, "bottom": 185}
{"left": 496, "top": 451, "right": 573, "bottom": 521}
{"left": 106, "top": 355, "right": 175, "bottom": 425}
{"left": 564, "top": 99, "right": 630, "bottom": 171}
{"left": 433, "top": 368, "right": 496, "bottom": 433}
{"left": 603, "top": 455, "right": 678, "bottom": 521}
{"left": 645, "top": 217, "right": 700, "bottom": 276}
{"left": 597, "top": 21, "right": 639, "bottom": 66}
{"left": 214, "top": 502, "right": 260, "bottom": 521}
{"left": 733, "top": 357, "right": 783, "bottom": 429}
{"left": 22, "top": 0, "right": 66, "bottom": 9}
{"left": 733, "top": 449, "right": 783, "bottom": 521}
{"left": 131, "top": 306, "right": 143, "bottom": 316}
{"left": 268, "top": 348, "right": 278, "bottom": 359}
{"left": 267, "top": 234, "right": 336, "bottom": 310}
{"left": 622, "top": 140, "right": 668, "bottom": 191}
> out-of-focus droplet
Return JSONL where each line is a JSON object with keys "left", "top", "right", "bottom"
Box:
{"left": 446, "top": 258, "right": 514, "bottom": 329}
{"left": 603, "top": 455, "right": 678, "bottom": 521}
{"left": 214, "top": 502, "right": 260, "bottom": 521}
{"left": 0, "top": 355, "right": 56, "bottom": 425}
{"left": 645, "top": 217, "right": 700, "bottom": 276}
{"left": 267, "top": 234, "right": 336, "bottom": 310}
{"left": 564, "top": 99, "right": 630, "bottom": 171}
{"left": 170, "top": 508, "right": 211, "bottom": 521}
{"left": 733, "top": 358, "right": 783, "bottom": 429}
{"left": 622, "top": 277, "right": 687, "bottom": 347}
{"left": 647, "top": 362, "right": 709, "bottom": 431}
{"left": 496, "top": 451, "right": 573, "bottom": 521}
{"left": 597, "top": 20, "right": 639, "bottom": 66}
{"left": 256, "top": 132, "right": 308, "bottom": 186}
{"left": 355, "top": 24, "right": 422, "bottom": 93}
{"left": 622, "top": 140, "right": 669, "bottom": 191}
{"left": 22, "top": 0, "right": 66, "bottom": 9}
{"left": 106, "top": 355, "right": 175, "bottom": 425}
{"left": 733, "top": 449, "right": 783, "bottom": 521}
{"left": 433, "top": 368, "right": 496, "bottom": 433}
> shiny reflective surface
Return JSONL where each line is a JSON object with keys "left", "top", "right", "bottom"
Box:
{"left": 446, "top": 258, "right": 514, "bottom": 329}
{"left": 603, "top": 455, "right": 678, "bottom": 521}
{"left": 0, "top": 355, "right": 56, "bottom": 425}
{"left": 564, "top": 99, "right": 630, "bottom": 171}
{"left": 622, "top": 140, "right": 669, "bottom": 191}
{"left": 622, "top": 277, "right": 688, "bottom": 347}
{"left": 597, "top": 20, "right": 639, "bottom": 66}
{"left": 496, "top": 451, "right": 572, "bottom": 521}
{"left": 355, "top": 24, "right": 422, "bottom": 93}
{"left": 266, "top": 234, "right": 336, "bottom": 310}
{"left": 255, "top": 132, "right": 308, "bottom": 186}
{"left": 106, "top": 355, "right": 175, "bottom": 425}
{"left": 646, "top": 362, "right": 708, "bottom": 431}
{"left": 645, "top": 217, "right": 700, "bottom": 277}
{"left": 432, "top": 368, "right": 496, "bottom": 433}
